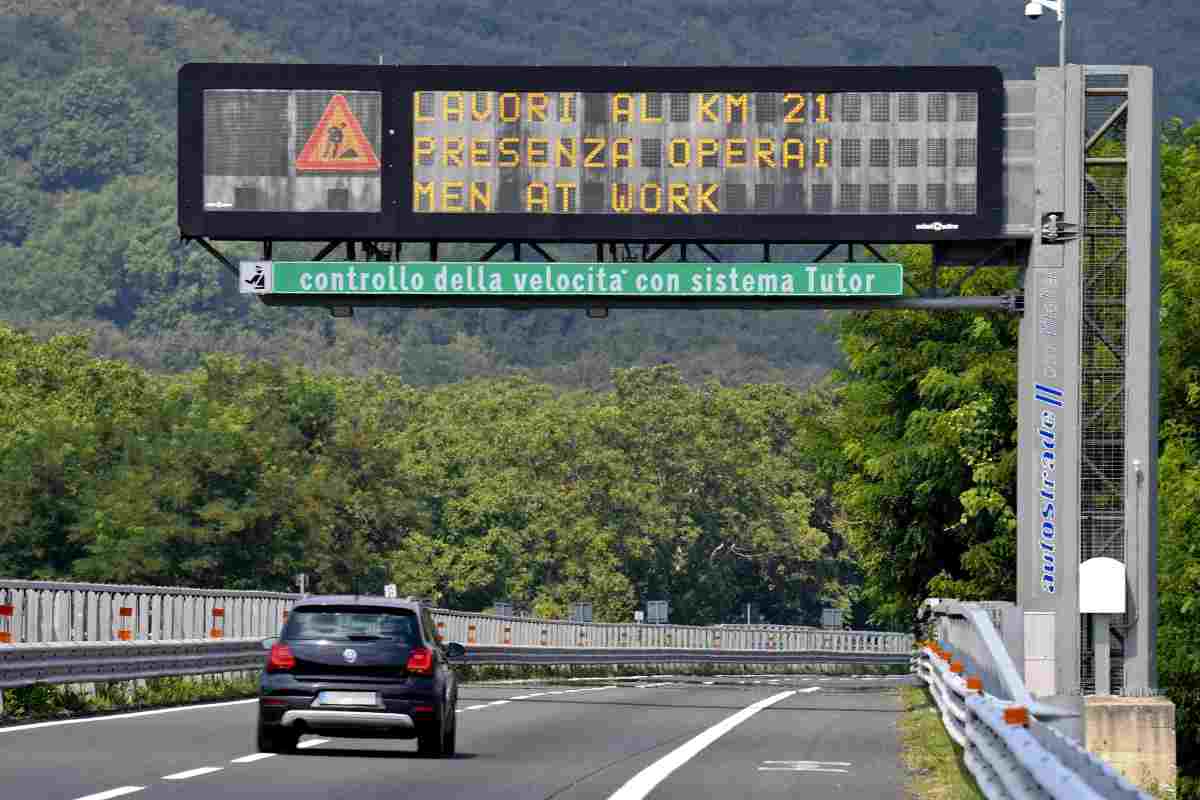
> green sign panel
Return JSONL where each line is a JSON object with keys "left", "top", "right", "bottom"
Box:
{"left": 240, "top": 261, "right": 903, "bottom": 298}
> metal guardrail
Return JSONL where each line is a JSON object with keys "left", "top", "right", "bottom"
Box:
{"left": 460, "top": 645, "right": 911, "bottom": 666}
{"left": 0, "top": 578, "right": 912, "bottom": 709}
{"left": 917, "top": 599, "right": 1150, "bottom": 800}
{"left": 0, "top": 639, "right": 265, "bottom": 690}
{"left": 0, "top": 638, "right": 908, "bottom": 696}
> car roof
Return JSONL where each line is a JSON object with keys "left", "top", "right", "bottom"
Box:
{"left": 290, "top": 595, "right": 425, "bottom": 612}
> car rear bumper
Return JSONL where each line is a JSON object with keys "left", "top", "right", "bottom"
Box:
{"left": 259, "top": 675, "right": 444, "bottom": 738}
{"left": 280, "top": 710, "right": 415, "bottom": 730}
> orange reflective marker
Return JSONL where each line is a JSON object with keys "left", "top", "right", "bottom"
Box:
{"left": 210, "top": 607, "right": 225, "bottom": 639}
{"left": 117, "top": 606, "right": 134, "bottom": 641}
{"left": 0, "top": 603, "right": 12, "bottom": 643}
{"left": 296, "top": 94, "right": 381, "bottom": 172}
{"left": 1003, "top": 706, "right": 1030, "bottom": 727}
{"left": 950, "top": 661, "right": 965, "bottom": 674}
{"left": 966, "top": 676, "right": 984, "bottom": 692}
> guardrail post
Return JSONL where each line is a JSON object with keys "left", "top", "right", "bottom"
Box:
{"left": 0, "top": 601, "right": 12, "bottom": 644}
{"left": 117, "top": 605, "right": 133, "bottom": 641}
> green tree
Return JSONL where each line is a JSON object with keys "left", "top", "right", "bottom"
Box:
{"left": 31, "top": 67, "right": 164, "bottom": 190}
{"left": 1154, "top": 118, "right": 1200, "bottom": 796}
{"left": 829, "top": 253, "right": 1019, "bottom": 627}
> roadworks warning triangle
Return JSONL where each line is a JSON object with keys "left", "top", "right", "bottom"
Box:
{"left": 295, "top": 94, "right": 381, "bottom": 172}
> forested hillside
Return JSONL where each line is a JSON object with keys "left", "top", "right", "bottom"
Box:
{"left": 180, "top": 0, "right": 1200, "bottom": 123}
{"left": 0, "top": 0, "right": 837, "bottom": 388}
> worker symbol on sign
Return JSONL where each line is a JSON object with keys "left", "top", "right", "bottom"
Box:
{"left": 323, "top": 123, "right": 345, "bottom": 160}
{"left": 295, "top": 94, "right": 380, "bottom": 172}
{"left": 245, "top": 264, "right": 267, "bottom": 291}
{"left": 238, "top": 261, "right": 272, "bottom": 294}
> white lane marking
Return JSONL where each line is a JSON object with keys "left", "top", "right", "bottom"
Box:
{"left": 296, "top": 737, "right": 330, "bottom": 749}
{"left": 163, "top": 767, "right": 224, "bottom": 780}
{"left": 509, "top": 693, "right": 546, "bottom": 700}
{"left": 487, "top": 700, "right": 511, "bottom": 706}
{"left": 634, "top": 682, "right": 675, "bottom": 688}
{"left": 0, "top": 699, "right": 258, "bottom": 735}
{"left": 702, "top": 681, "right": 715, "bottom": 685}
{"left": 231, "top": 753, "right": 276, "bottom": 764}
{"left": 797, "top": 687, "right": 822, "bottom": 693}
{"left": 759, "top": 760, "right": 852, "bottom": 773}
{"left": 606, "top": 690, "right": 796, "bottom": 800}
{"left": 73, "top": 788, "right": 145, "bottom": 800}
{"left": 463, "top": 704, "right": 491, "bottom": 711}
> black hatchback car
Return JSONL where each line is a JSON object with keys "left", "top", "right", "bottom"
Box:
{"left": 257, "top": 596, "right": 465, "bottom": 756}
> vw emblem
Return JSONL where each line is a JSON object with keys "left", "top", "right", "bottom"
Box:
{"left": 342, "top": 648, "right": 358, "bottom": 663}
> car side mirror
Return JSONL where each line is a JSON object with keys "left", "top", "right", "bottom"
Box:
{"left": 444, "top": 642, "right": 466, "bottom": 659}
{"left": 261, "top": 636, "right": 278, "bottom": 651}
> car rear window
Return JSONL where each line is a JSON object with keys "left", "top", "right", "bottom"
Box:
{"left": 284, "top": 606, "right": 420, "bottom": 643}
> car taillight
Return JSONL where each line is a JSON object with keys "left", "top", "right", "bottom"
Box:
{"left": 267, "top": 642, "right": 296, "bottom": 672}
{"left": 406, "top": 646, "right": 433, "bottom": 675}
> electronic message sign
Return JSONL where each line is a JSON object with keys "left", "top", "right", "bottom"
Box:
{"left": 179, "top": 65, "right": 1004, "bottom": 243}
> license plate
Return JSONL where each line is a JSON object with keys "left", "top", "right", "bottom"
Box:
{"left": 315, "top": 691, "right": 380, "bottom": 707}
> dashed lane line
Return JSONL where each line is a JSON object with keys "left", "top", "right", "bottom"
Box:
{"left": 606, "top": 690, "right": 798, "bottom": 800}
{"left": 77, "top": 684, "right": 625, "bottom": 800}
{"left": 73, "top": 789, "right": 145, "bottom": 800}
{"left": 295, "top": 737, "right": 330, "bottom": 749}
{"left": 230, "top": 753, "right": 276, "bottom": 764}
{"left": 0, "top": 699, "right": 259, "bottom": 735}
{"left": 163, "top": 767, "right": 224, "bottom": 781}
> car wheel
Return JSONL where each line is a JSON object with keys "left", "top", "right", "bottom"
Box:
{"left": 442, "top": 709, "right": 457, "bottom": 757}
{"left": 417, "top": 721, "right": 442, "bottom": 756}
{"left": 257, "top": 721, "right": 299, "bottom": 754}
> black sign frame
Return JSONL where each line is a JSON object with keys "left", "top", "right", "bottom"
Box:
{"left": 178, "top": 64, "right": 1005, "bottom": 244}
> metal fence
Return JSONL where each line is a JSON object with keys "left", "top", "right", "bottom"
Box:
{"left": 0, "top": 579, "right": 295, "bottom": 643}
{"left": 918, "top": 598, "right": 1149, "bottom": 800}
{"left": 429, "top": 608, "right": 911, "bottom": 654}
{"left": 0, "top": 579, "right": 912, "bottom": 656}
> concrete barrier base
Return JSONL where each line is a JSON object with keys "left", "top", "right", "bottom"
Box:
{"left": 1085, "top": 695, "right": 1176, "bottom": 794}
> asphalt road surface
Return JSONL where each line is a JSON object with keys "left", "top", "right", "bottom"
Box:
{"left": 0, "top": 673, "right": 918, "bottom": 800}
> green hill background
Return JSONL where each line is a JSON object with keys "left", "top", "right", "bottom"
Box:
{"left": 2, "top": 0, "right": 1196, "bottom": 386}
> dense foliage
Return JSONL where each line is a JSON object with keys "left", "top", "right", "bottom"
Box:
{"left": 0, "top": 327, "right": 849, "bottom": 624}
{"left": 177, "top": 0, "right": 1200, "bottom": 125}
{"left": 0, "top": 1, "right": 837, "bottom": 388}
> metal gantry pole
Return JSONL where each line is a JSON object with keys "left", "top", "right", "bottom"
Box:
{"left": 1059, "top": 0, "right": 1067, "bottom": 67}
